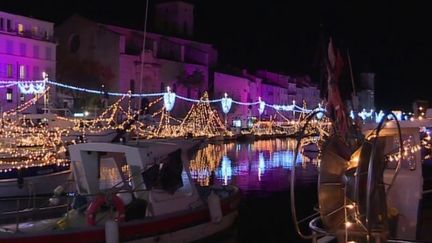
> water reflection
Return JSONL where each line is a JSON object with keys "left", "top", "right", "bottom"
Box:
{"left": 189, "top": 139, "right": 319, "bottom": 193}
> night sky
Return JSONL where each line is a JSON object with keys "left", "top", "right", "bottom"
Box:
{"left": 1, "top": 0, "right": 431, "bottom": 110}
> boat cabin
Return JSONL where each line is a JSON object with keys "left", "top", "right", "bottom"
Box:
{"left": 68, "top": 140, "right": 201, "bottom": 217}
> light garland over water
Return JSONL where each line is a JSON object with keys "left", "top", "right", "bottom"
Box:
{"left": 0, "top": 79, "right": 423, "bottom": 124}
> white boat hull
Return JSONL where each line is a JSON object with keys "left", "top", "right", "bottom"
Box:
{"left": 63, "top": 130, "right": 118, "bottom": 143}
{"left": 0, "top": 170, "right": 71, "bottom": 198}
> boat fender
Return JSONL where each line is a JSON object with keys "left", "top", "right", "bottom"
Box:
{"left": 105, "top": 219, "right": 119, "bottom": 243}
{"left": 208, "top": 190, "right": 222, "bottom": 223}
{"left": 86, "top": 195, "right": 125, "bottom": 226}
{"left": 54, "top": 185, "right": 65, "bottom": 196}
{"left": 116, "top": 190, "right": 133, "bottom": 206}
{"left": 49, "top": 197, "right": 60, "bottom": 206}
{"left": 56, "top": 209, "right": 79, "bottom": 230}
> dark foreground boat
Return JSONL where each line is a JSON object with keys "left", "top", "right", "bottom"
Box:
{"left": 0, "top": 140, "right": 241, "bottom": 243}
{"left": 291, "top": 115, "right": 432, "bottom": 242}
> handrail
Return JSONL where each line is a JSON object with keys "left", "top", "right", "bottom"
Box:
{"left": 366, "top": 112, "right": 403, "bottom": 240}
{"left": 290, "top": 109, "right": 336, "bottom": 239}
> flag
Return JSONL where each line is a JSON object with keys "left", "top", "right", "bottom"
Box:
{"left": 326, "top": 38, "right": 349, "bottom": 138}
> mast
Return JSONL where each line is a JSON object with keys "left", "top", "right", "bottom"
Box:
{"left": 139, "top": 0, "right": 150, "bottom": 110}
{"left": 347, "top": 48, "right": 358, "bottom": 112}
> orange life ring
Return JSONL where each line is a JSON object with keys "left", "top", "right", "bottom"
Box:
{"left": 86, "top": 194, "right": 125, "bottom": 226}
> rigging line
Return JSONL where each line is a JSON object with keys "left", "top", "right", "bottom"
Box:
{"left": 347, "top": 48, "right": 356, "bottom": 96}
{"left": 139, "top": 0, "right": 150, "bottom": 110}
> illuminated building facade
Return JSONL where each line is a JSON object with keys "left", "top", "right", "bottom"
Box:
{"left": 55, "top": 1, "right": 217, "bottom": 117}
{"left": 0, "top": 10, "right": 56, "bottom": 112}
{"left": 214, "top": 69, "right": 321, "bottom": 124}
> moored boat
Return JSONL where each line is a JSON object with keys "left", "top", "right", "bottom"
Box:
{"left": 291, "top": 114, "right": 432, "bottom": 242}
{"left": 0, "top": 140, "right": 241, "bottom": 242}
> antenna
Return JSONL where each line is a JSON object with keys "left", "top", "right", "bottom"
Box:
{"left": 136, "top": 0, "right": 150, "bottom": 144}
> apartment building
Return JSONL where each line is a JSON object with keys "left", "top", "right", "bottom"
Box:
{"left": 0, "top": 10, "right": 56, "bottom": 112}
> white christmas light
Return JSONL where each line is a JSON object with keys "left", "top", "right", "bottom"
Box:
{"left": 163, "top": 86, "right": 176, "bottom": 112}
{"left": 18, "top": 81, "right": 46, "bottom": 94}
{"left": 221, "top": 93, "right": 232, "bottom": 114}
{"left": 258, "top": 97, "right": 265, "bottom": 115}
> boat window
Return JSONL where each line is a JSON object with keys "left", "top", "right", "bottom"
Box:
{"left": 72, "top": 160, "right": 90, "bottom": 194}
{"left": 98, "top": 153, "right": 130, "bottom": 191}
{"left": 142, "top": 149, "right": 184, "bottom": 194}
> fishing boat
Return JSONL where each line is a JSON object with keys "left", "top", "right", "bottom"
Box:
{"left": 0, "top": 164, "right": 71, "bottom": 198}
{"left": 12, "top": 112, "right": 119, "bottom": 144}
{"left": 237, "top": 129, "right": 255, "bottom": 142}
{"left": 0, "top": 118, "right": 72, "bottom": 198}
{"left": 0, "top": 139, "right": 241, "bottom": 242}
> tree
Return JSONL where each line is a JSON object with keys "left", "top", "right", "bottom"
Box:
{"left": 56, "top": 57, "right": 115, "bottom": 110}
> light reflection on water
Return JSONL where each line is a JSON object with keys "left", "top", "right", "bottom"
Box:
{"left": 189, "top": 138, "right": 319, "bottom": 194}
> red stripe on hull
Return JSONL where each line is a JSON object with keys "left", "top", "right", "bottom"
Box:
{"left": 2, "top": 192, "right": 241, "bottom": 243}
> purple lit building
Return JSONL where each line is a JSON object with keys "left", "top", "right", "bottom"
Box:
{"left": 55, "top": 1, "right": 217, "bottom": 116}
{"left": 255, "top": 70, "right": 320, "bottom": 109}
{"left": 0, "top": 10, "right": 56, "bottom": 112}
{"left": 213, "top": 69, "right": 321, "bottom": 124}
{"left": 214, "top": 70, "right": 261, "bottom": 124}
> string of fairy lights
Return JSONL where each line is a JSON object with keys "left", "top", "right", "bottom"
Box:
{"left": 0, "top": 78, "right": 428, "bottom": 176}
{"left": 0, "top": 79, "right": 427, "bottom": 124}
{"left": 0, "top": 79, "right": 320, "bottom": 115}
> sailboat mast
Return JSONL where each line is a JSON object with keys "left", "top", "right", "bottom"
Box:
{"left": 347, "top": 48, "right": 359, "bottom": 112}
{"left": 139, "top": 0, "right": 150, "bottom": 110}
{"left": 347, "top": 48, "right": 356, "bottom": 96}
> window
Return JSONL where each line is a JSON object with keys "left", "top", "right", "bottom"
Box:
{"left": 33, "top": 66, "right": 40, "bottom": 79}
{"left": 130, "top": 79, "right": 135, "bottom": 93}
{"left": 31, "top": 26, "right": 38, "bottom": 36}
{"left": 6, "top": 64, "right": 13, "bottom": 78}
{"left": 6, "top": 19, "right": 11, "bottom": 31}
{"left": 6, "top": 40, "right": 13, "bottom": 54}
{"left": 33, "top": 45, "right": 39, "bottom": 58}
{"left": 0, "top": 18, "right": 3, "bottom": 31}
{"left": 19, "top": 65, "right": 25, "bottom": 79}
{"left": 45, "top": 47, "right": 52, "bottom": 60}
{"left": 19, "top": 43, "right": 26, "bottom": 56}
{"left": 20, "top": 93, "right": 25, "bottom": 102}
{"left": 17, "top": 24, "right": 24, "bottom": 34}
{"left": 69, "top": 34, "right": 80, "bottom": 53}
{"left": 6, "top": 88, "right": 12, "bottom": 102}
{"left": 160, "top": 82, "right": 165, "bottom": 92}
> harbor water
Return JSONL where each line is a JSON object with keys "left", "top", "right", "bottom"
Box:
{"left": 189, "top": 138, "right": 319, "bottom": 242}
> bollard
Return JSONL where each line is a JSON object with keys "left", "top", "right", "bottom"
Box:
{"left": 105, "top": 219, "right": 119, "bottom": 243}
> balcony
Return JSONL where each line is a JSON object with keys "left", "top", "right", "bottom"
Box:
{"left": 1, "top": 28, "right": 55, "bottom": 42}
